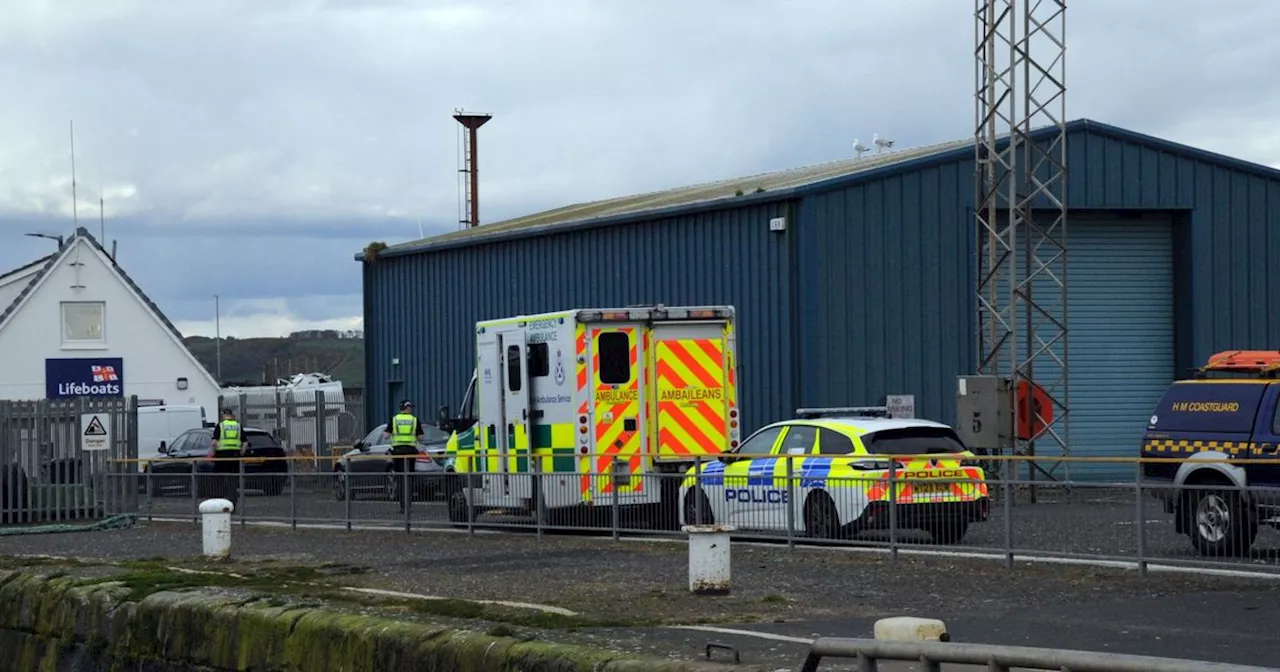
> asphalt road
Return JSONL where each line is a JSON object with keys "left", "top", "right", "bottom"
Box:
{"left": 1, "top": 522, "right": 1278, "bottom": 670}
{"left": 133, "top": 478, "right": 1280, "bottom": 574}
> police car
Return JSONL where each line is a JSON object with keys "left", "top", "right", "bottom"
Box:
{"left": 1142, "top": 350, "right": 1280, "bottom": 556}
{"left": 678, "top": 407, "right": 990, "bottom": 543}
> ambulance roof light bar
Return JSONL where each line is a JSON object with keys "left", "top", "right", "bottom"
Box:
{"left": 1198, "top": 350, "right": 1280, "bottom": 378}
{"left": 578, "top": 305, "right": 732, "bottom": 322}
{"left": 796, "top": 406, "right": 891, "bottom": 419}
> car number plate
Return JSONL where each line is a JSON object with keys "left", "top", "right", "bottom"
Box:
{"left": 243, "top": 458, "right": 264, "bottom": 465}
{"left": 914, "top": 483, "right": 949, "bottom": 494}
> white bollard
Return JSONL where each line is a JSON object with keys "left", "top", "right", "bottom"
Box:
{"left": 874, "top": 616, "right": 950, "bottom": 643}
{"left": 682, "top": 524, "right": 735, "bottom": 595}
{"left": 199, "top": 498, "right": 235, "bottom": 559}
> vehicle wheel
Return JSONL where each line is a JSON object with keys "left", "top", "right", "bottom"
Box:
{"left": 926, "top": 519, "right": 969, "bottom": 545}
{"left": 447, "top": 488, "right": 473, "bottom": 525}
{"left": 1187, "top": 486, "right": 1258, "bottom": 557}
{"left": 804, "top": 492, "right": 842, "bottom": 539}
{"left": 682, "top": 487, "right": 714, "bottom": 526}
{"left": 332, "top": 468, "right": 347, "bottom": 501}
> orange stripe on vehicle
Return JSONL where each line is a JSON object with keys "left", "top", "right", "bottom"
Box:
{"left": 665, "top": 340, "right": 719, "bottom": 388}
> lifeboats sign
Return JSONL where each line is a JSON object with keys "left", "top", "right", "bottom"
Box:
{"left": 45, "top": 357, "right": 124, "bottom": 399}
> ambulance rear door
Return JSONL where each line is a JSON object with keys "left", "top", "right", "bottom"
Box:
{"left": 650, "top": 320, "right": 734, "bottom": 461}
{"left": 587, "top": 322, "right": 648, "bottom": 501}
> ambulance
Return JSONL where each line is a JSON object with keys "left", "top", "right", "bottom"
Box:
{"left": 438, "top": 304, "right": 739, "bottom": 529}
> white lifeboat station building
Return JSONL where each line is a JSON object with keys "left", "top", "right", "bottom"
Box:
{"left": 0, "top": 227, "right": 221, "bottom": 413}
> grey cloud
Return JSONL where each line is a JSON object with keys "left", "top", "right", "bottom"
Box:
{"left": 3, "top": 0, "right": 1280, "bottom": 334}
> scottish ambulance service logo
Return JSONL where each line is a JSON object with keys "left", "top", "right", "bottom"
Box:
{"left": 554, "top": 349, "right": 566, "bottom": 386}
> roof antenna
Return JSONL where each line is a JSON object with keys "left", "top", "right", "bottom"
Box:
{"left": 69, "top": 120, "right": 78, "bottom": 225}
{"left": 99, "top": 158, "right": 105, "bottom": 242}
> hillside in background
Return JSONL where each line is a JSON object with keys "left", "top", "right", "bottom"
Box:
{"left": 183, "top": 331, "right": 365, "bottom": 387}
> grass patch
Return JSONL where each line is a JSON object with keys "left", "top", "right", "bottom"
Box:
{"left": 761, "top": 594, "right": 789, "bottom": 604}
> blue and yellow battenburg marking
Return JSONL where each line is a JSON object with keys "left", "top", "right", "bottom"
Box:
{"left": 1143, "top": 438, "right": 1274, "bottom": 456}
{"left": 683, "top": 456, "right": 987, "bottom": 503}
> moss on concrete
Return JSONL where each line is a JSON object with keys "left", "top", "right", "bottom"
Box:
{"left": 0, "top": 569, "right": 747, "bottom": 671}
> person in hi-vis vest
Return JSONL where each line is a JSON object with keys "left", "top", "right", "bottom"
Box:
{"left": 383, "top": 400, "right": 424, "bottom": 512}
{"left": 210, "top": 408, "right": 248, "bottom": 499}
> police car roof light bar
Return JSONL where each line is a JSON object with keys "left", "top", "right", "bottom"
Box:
{"left": 1200, "top": 350, "right": 1280, "bottom": 377}
{"left": 796, "top": 406, "right": 891, "bottom": 419}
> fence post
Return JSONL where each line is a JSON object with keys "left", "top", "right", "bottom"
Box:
{"left": 1136, "top": 458, "right": 1147, "bottom": 577}
{"left": 127, "top": 394, "right": 140, "bottom": 515}
{"left": 289, "top": 458, "right": 297, "bottom": 530}
{"left": 343, "top": 456, "right": 352, "bottom": 531}
{"left": 888, "top": 459, "right": 899, "bottom": 563}
{"left": 403, "top": 453, "right": 411, "bottom": 533}
{"left": 1003, "top": 455, "right": 1014, "bottom": 570}
{"left": 610, "top": 456, "right": 620, "bottom": 541}
{"left": 785, "top": 455, "right": 795, "bottom": 551}
{"left": 694, "top": 456, "right": 704, "bottom": 525}
{"left": 535, "top": 456, "right": 544, "bottom": 541}
{"left": 466, "top": 464, "right": 475, "bottom": 535}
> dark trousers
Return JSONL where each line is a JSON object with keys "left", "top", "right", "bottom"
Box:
{"left": 212, "top": 450, "right": 241, "bottom": 500}
{"left": 390, "top": 445, "right": 417, "bottom": 510}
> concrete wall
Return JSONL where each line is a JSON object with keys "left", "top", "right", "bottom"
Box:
{"left": 0, "top": 570, "right": 709, "bottom": 672}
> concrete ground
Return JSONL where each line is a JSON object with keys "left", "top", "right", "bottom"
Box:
{"left": 1, "top": 519, "right": 1278, "bottom": 670}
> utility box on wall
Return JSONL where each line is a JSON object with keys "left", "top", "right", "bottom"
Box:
{"left": 955, "top": 375, "right": 1011, "bottom": 450}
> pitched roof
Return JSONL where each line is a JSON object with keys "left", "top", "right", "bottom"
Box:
{"left": 0, "top": 228, "right": 211, "bottom": 381}
{"left": 363, "top": 117, "right": 1280, "bottom": 260}
{"left": 0, "top": 253, "right": 56, "bottom": 285}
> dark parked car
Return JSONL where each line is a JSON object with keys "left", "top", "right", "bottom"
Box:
{"left": 332, "top": 423, "right": 453, "bottom": 502}
{"left": 145, "top": 426, "right": 288, "bottom": 498}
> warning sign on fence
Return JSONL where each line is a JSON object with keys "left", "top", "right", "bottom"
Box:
{"left": 81, "top": 412, "right": 112, "bottom": 451}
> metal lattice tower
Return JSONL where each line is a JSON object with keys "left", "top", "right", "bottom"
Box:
{"left": 974, "top": 0, "right": 1069, "bottom": 482}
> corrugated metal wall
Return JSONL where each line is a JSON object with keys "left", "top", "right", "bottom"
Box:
{"left": 364, "top": 122, "right": 1280, "bottom": 455}
{"left": 363, "top": 201, "right": 797, "bottom": 433}
{"left": 1068, "top": 128, "right": 1280, "bottom": 369}
{"left": 795, "top": 160, "right": 974, "bottom": 424}
{"left": 795, "top": 126, "right": 1280, "bottom": 433}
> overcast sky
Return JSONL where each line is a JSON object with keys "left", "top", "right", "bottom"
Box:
{"left": 2, "top": 0, "right": 1277, "bottom": 338}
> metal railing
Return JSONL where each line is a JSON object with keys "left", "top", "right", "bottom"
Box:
{"left": 77, "top": 451, "right": 1280, "bottom": 575}
{"left": 799, "top": 637, "right": 1277, "bottom": 671}
{"left": 0, "top": 397, "right": 139, "bottom": 526}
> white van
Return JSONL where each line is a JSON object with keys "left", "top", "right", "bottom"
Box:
{"left": 137, "top": 404, "right": 207, "bottom": 471}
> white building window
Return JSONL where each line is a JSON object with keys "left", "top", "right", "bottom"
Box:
{"left": 61, "top": 301, "right": 106, "bottom": 345}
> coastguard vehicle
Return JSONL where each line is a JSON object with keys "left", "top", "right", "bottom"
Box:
{"left": 1142, "top": 350, "right": 1280, "bottom": 556}
{"left": 679, "top": 407, "right": 990, "bottom": 543}
{"left": 438, "top": 305, "right": 739, "bottom": 529}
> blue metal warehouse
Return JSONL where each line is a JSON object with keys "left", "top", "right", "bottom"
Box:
{"left": 357, "top": 118, "right": 1280, "bottom": 472}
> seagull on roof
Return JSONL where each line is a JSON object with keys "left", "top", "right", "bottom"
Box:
{"left": 853, "top": 138, "right": 871, "bottom": 158}
{"left": 873, "top": 133, "right": 894, "bottom": 153}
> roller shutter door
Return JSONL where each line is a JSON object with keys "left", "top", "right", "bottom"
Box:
{"left": 1065, "top": 218, "right": 1174, "bottom": 479}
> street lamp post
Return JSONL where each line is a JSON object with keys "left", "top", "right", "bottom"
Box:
{"left": 214, "top": 294, "right": 222, "bottom": 383}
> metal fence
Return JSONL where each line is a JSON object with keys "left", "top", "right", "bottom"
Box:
{"left": 798, "top": 637, "right": 1276, "bottom": 672}
{"left": 99, "top": 450, "right": 1280, "bottom": 576}
{"left": 0, "top": 396, "right": 138, "bottom": 524}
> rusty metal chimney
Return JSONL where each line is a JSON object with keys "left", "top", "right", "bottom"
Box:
{"left": 454, "top": 110, "right": 492, "bottom": 228}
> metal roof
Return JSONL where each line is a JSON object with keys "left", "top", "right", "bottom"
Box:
{"left": 403, "top": 136, "right": 969, "bottom": 248}
{"left": 361, "top": 118, "right": 1280, "bottom": 261}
